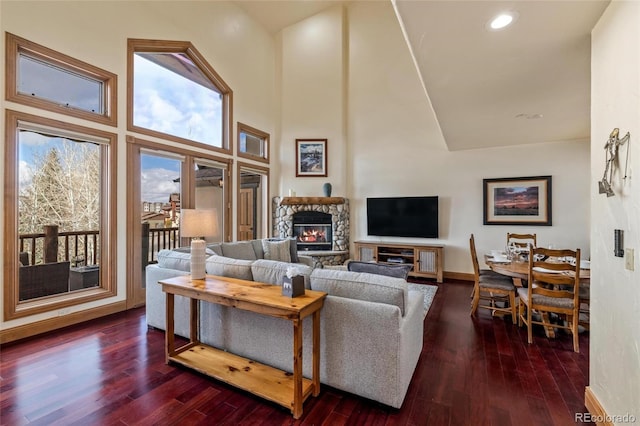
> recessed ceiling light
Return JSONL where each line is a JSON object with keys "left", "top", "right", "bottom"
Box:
{"left": 487, "top": 12, "right": 519, "bottom": 31}
{"left": 515, "top": 113, "right": 543, "bottom": 120}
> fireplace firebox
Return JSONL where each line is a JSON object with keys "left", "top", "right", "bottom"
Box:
{"left": 292, "top": 211, "right": 332, "bottom": 251}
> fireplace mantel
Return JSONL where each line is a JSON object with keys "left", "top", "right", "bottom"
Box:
{"left": 279, "top": 197, "right": 345, "bottom": 205}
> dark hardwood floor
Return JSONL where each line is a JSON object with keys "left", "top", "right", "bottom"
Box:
{"left": 0, "top": 279, "right": 592, "bottom": 425}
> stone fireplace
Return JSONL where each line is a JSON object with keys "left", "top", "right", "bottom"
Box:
{"left": 272, "top": 196, "right": 349, "bottom": 266}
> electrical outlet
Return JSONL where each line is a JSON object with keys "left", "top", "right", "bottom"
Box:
{"left": 625, "top": 248, "right": 634, "bottom": 271}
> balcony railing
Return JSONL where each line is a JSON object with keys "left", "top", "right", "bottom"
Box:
{"left": 144, "top": 224, "right": 180, "bottom": 264}
{"left": 19, "top": 228, "right": 99, "bottom": 266}
{"left": 18, "top": 224, "right": 182, "bottom": 267}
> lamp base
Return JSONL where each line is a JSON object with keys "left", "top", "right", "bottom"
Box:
{"left": 190, "top": 239, "right": 206, "bottom": 280}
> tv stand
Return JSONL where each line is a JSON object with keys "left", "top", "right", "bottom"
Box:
{"left": 354, "top": 241, "right": 444, "bottom": 283}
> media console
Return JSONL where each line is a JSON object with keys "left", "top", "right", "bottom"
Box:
{"left": 353, "top": 241, "right": 444, "bottom": 283}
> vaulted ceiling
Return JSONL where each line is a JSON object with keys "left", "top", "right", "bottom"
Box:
{"left": 235, "top": 0, "right": 610, "bottom": 151}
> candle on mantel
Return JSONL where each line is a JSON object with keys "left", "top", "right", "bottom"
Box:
{"left": 288, "top": 189, "right": 296, "bottom": 197}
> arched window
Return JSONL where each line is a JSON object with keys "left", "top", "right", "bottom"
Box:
{"left": 127, "top": 39, "right": 232, "bottom": 153}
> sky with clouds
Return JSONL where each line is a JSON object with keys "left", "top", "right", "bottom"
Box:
{"left": 19, "top": 54, "right": 224, "bottom": 206}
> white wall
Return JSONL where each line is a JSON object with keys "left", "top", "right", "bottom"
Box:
{"left": 278, "top": 5, "right": 347, "bottom": 199}
{"left": 279, "top": 2, "right": 591, "bottom": 274}
{"left": 591, "top": 0, "right": 640, "bottom": 419}
{"left": 0, "top": 1, "right": 276, "bottom": 329}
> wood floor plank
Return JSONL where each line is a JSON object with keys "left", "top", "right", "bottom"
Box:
{"left": 0, "top": 280, "right": 593, "bottom": 425}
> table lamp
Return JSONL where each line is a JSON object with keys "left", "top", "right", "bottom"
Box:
{"left": 180, "top": 209, "right": 219, "bottom": 280}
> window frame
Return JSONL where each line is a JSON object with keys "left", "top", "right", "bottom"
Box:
{"left": 237, "top": 162, "right": 270, "bottom": 240}
{"left": 4, "top": 110, "right": 117, "bottom": 321}
{"left": 5, "top": 32, "right": 118, "bottom": 127}
{"left": 126, "top": 136, "right": 234, "bottom": 307}
{"left": 237, "top": 122, "right": 270, "bottom": 164}
{"left": 127, "top": 39, "right": 233, "bottom": 154}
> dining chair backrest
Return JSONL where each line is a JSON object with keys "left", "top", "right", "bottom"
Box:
{"left": 521, "top": 246, "right": 582, "bottom": 352}
{"left": 527, "top": 247, "right": 580, "bottom": 309}
{"left": 469, "top": 234, "right": 481, "bottom": 278}
{"left": 507, "top": 233, "right": 537, "bottom": 249}
{"left": 470, "top": 233, "right": 517, "bottom": 323}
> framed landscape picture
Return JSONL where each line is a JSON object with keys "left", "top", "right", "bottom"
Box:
{"left": 296, "top": 139, "right": 327, "bottom": 177}
{"left": 483, "top": 176, "right": 552, "bottom": 226}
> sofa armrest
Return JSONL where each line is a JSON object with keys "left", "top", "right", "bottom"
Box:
{"left": 319, "top": 293, "right": 422, "bottom": 408}
{"left": 145, "top": 264, "right": 190, "bottom": 336}
{"left": 297, "top": 255, "right": 315, "bottom": 268}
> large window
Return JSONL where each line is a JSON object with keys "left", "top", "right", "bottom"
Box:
{"left": 126, "top": 138, "right": 232, "bottom": 307}
{"left": 5, "top": 33, "right": 117, "bottom": 126}
{"left": 4, "top": 110, "right": 117, "bottom": 320}
{"left": 128, "top": 39, "right": 232, "bottom": 153}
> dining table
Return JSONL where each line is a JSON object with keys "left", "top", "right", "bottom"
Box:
{"left": 483, "top": 254, "right": 590, "bottom": 337}
{"left": 484, "top": 255, "right": 591, "bottom": 285}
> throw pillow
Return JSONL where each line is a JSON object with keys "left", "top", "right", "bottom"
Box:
{"left": 264, "top": 237, "right": 299, "bottom": 263}
{"left": 262, "top": 239, "right": 292, "bottom": 263}
{"left": 347, "top": 260, "right": 412, "bottom": 280}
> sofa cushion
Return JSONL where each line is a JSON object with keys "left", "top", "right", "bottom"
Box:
{"left": 157, "top": 249, "right": 194, "bottom": 272}
{"left": 205, "top": 243, "right": 223, "bottom": 256}
{"left": 251, "top": 239, "right": 265, "bottom": 258}
{"left": 347, "top": 261, "right": 412, "bottom": 280}
{"left": 310, "top": 268, "right": 409, "bottom": 315}
{"left": 251, "top": 259, "right": 312, "bottom": 289}
{"left": 262, "top": 239, "right": 292, "bottom": 263}
{"left": 172, "top": 246, "right": 216, "bottom": 255}
{"left": 220, "top": 241, "right": 257, "bottom": 260}
{"left": 205, "top": 255, "right": 254, "bottom": 281}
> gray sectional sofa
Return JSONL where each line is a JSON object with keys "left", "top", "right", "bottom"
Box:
{"left": 145, "top": 238, "right": 424, "bottom": 408}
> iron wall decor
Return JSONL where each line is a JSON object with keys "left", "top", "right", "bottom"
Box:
{"left": 598, "top": 128, "right": 630, "bottom": 197}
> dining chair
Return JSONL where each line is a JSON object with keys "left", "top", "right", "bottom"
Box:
{"left": 578, "top": 283, "right": 590, "bottom": 330}
{"left": 507, "top": 233, "right": 537, "bottom": 249}
{"left": 470, "top": 234, "right": 517, "bottom": 323}
{"left": 518, "top": 247, "right": 581, "bottom": 352}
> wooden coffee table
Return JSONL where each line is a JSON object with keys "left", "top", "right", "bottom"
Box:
{"left": 160, "top": 274, "right": 326, "bottom": 419}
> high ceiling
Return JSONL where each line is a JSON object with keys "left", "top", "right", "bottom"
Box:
{"left": 235, "top": 0, "right": 610, "bottom": 151}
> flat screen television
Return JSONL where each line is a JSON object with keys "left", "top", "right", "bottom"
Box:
{"left": 367, "top": 196, "right": 439, "bottom": 238}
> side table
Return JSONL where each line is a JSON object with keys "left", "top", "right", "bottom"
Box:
{"left": 160, "top": 274, "right": 326, "bottom": 419}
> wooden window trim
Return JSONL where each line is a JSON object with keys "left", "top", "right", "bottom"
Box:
{"left": 3, "top": 110, "right": 117, "bottom": 321}
{"left": 125, "top": 135, "right": 234, "bottom": 308}
{"left": 5, "top": 33, "right": 118, "bottom": 127}
{"left": 127, "top": 39, "right": 233, "bottom": 155}
{"left": 237, "top": 161, "right": 270, "bottom": 240}
{"left": 237, "top": 122, "right": 270, "bottom": 164}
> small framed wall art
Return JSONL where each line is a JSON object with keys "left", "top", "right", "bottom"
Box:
{"left": 483, "top": 176, "right": 552, "bottom": 226}
{"left": 295, "top": 139, "right": 327, "bottom": 177}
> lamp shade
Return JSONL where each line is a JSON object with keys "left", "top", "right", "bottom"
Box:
{"left": 180, "top": 209, "right": 219, "bottom": 238}
{"left": 180, "top": 209, "right": 219, "bottom": 280}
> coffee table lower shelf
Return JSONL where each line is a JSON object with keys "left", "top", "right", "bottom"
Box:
{"left": 170, "top": 343, "right": 314, "bottom": 410}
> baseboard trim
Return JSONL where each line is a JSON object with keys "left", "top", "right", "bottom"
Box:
{"left": 444, "top": 271, "right": 474, "bottom": 282}
{"left": 0, "top": 301, "right": 127, "bottom": 344}
{"left": 585, "top": 386, "right": 614, "bottom": 426}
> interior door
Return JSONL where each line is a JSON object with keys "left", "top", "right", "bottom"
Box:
{"left": 238, "top": 187, "right": 255, "bottom": 240}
